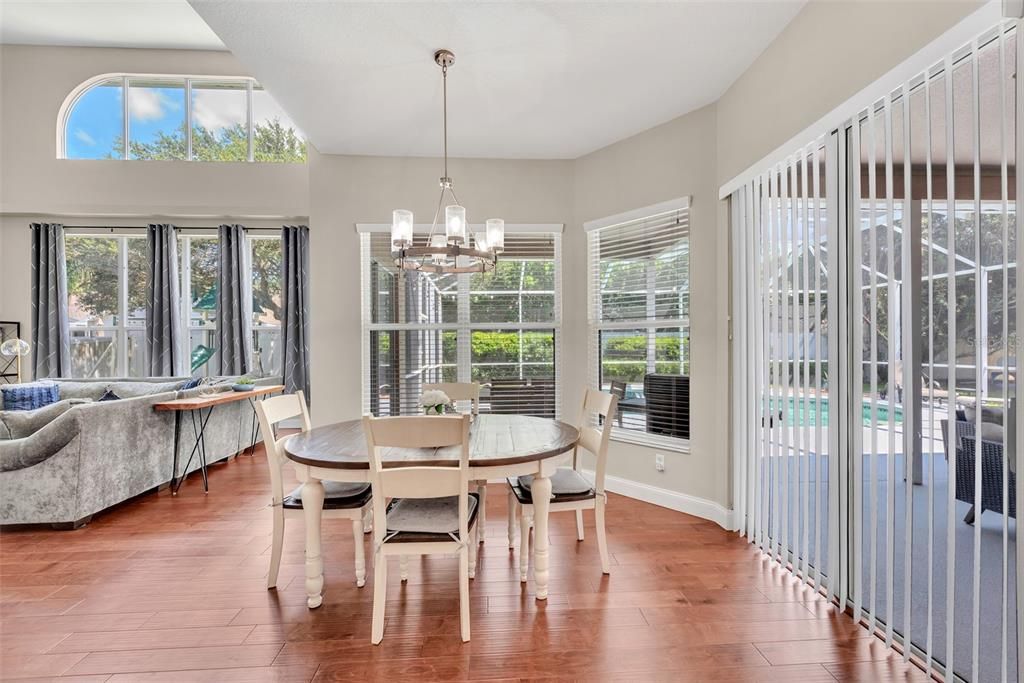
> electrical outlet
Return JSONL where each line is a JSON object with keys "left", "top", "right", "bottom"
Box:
{"left": 655, "top": 453, "right": 666, "bottom": 472}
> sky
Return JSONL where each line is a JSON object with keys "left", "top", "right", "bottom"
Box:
{"left": 65, "top": 80, "right": 303, "bottom": 160}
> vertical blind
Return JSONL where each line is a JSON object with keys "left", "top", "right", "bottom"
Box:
{"left": 361, "top": 232, "right": 561, "bottom": 418}
{"left": 730, "top": 18, "right": 1021, "bottom": 683}
{"left": 730, "top": 139, "right": 840, "bottom": 599}
{"left": 587, "top": 203, "right": 690, "bottom": 446}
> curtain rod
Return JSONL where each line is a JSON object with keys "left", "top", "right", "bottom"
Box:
{"left": 55, "top": 225, "right": 282, "bottom": 232}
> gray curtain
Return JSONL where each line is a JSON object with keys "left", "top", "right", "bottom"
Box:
{"left": 216, "top": 223, "right": 252, "bottom": 376}
{"left": 145, "top": 224, "right": 184, "bottom": 376}
{"left": 30, "top": 223, "right": 71, "bottom": 379}
{"left": 281, "top": 225, "right": 310, "bottom": 397}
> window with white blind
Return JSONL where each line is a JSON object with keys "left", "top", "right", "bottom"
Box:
{"left": 586, "top": 198, "right": 691, "bottom": 449}
{"left": 361, "top": 230, "right": 561, "bottom": 417}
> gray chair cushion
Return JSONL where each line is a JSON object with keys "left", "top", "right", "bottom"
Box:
{"left": 283, "top": 481, "right": 371, "bottom": 510}
{"left": 519, "top": 467, "right": 593, "bottom": 495}
{"left": 385, "top": 494, "right": 479, "bottom": 535}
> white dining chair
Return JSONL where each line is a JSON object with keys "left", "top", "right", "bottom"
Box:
{"left": 363, "top": 413, "right": 479, "bottom": 643}
{"left": 422, "top": 382, "right": 487, "bottom": 544}
{"left": 507, "top": 388, "right": 617, "bottom": 579}
{"left": 255, "top": 391, "right": 372, "bottom": 590}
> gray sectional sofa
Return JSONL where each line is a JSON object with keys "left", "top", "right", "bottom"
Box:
{"left": 0, "top": 376, "right": 281, "bottom": 527}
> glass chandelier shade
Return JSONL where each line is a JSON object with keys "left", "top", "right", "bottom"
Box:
{"left": 391, "top": 209, "right": 413, "bottom": 247}
{"left": 486, "top": 219, "right": 505, "bottom": 253}
{"left": 445, "top": 205, "right": 466, "bottom": 243}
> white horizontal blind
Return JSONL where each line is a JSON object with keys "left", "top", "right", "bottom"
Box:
{"left": 361, "top": 232, "right": 560, "bottom": 418}
{"left": 588, "top": 205, "right": 690, "bottom": 447}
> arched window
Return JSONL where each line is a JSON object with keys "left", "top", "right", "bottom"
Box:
{"left": 59, "top": 74, "right": 306, "bottom": 163}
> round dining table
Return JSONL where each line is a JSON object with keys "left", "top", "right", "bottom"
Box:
{"left": 284, "top": 414, "right": 580, "bottom": 608}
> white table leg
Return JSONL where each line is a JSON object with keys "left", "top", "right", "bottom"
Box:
{"left": 530, "top": 473, "right": 552, "bottom": 600}
{"left": 302, "top": 479, "right": 325, "bottom": 608}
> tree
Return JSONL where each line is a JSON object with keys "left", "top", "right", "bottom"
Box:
{"left": 115, "top": 118, "right": 306, "bottom": 163}
{"left": 65, "top": 237, "right": 148, "bottom": 321}
{"left": 251, "top": 239, "right": 282, "bottom": 322}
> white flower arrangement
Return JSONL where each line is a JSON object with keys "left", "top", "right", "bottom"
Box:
{"left": 419, "top": 389, "right": 452, "bottom": 415}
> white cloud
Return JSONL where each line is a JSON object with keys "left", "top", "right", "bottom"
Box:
{"left": 74, "top": 129, "right": 96, "bottom": 146}
{"left": 128, "top": 87, "right": 179, "bottom": 122}
{"left": 192, "top": 89, "right": 246, "bottom": 132}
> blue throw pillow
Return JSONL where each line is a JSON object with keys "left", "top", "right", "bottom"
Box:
{"left": 180, "top": 377, "right": 202, "bottom": 390}
{"left": 98, "top": 390, "right": 121, "bottom": 402}
{"left": 1, "top": 381, "right": 59, "bottom": 411}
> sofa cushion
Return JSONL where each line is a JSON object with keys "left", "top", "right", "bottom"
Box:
{"left": 0, "top": 381, "right": 59, "bottom": 412}
{"left": 0, "top": 399, "right": 88, "bottom": 440}
{"left": 108, "top": 381, "right": 183, "bottom": 398}
{"left": 56, "top": 381, "right": 110, "bottom": 402}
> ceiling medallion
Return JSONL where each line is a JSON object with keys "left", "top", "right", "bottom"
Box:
{"left": 390, "top": 49, "right": 504, "bottom": 274}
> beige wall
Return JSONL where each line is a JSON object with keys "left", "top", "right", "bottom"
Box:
{"left": 572, "top": 104, "right": 729, "bottom": 506}
{"left": 0, "top": 44, "right": 310, "bottom": 351}
{"left": 0, "top": 45, "right": 308, "bottom": 217}
{"left": 716, "top": 0, "right": 983, "bottom": 186}
{"left": 307, "top": 150, "right": 575, "bottom": 426}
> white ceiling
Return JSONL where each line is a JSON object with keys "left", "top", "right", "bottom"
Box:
{"left": 0, "top": 0, "right": 225, "bottom": 51}
{"left": 189, "top": 1, "right": 805, "bottom": 159}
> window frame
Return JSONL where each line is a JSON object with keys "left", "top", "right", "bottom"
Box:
{"left": 586, "top": 197, "right": 692, "bottom": 452}
{"left": 178, "top": 232, "right": 219, "bottom": 377}
{"left": 248, "top": 234, "right": 284, "bottom": 378}
{"left": 65, "top": 230, "right": 147, "bottom": 378}
{"left": 358, "top": 225, "right": 563, "bottom": 418}
{"left": 179, "top": 229, "right": 282, "bottom": 378}
{"left": 57, "top": 73, "right": 302, "bottom": 164}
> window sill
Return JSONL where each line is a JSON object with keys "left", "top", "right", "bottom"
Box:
{"left": 609, "top": 427, "right": 690, "bottom": 454}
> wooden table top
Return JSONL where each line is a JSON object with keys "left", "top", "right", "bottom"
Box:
{"left": 153, "top": 384, "right": 284, "bottom": 411}
{"left": 284, "top": 414, "right": 580, "bottom": 469}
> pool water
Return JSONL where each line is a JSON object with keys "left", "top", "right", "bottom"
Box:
{"left": 767, "top": 396, "right": 904, "bottom": 427}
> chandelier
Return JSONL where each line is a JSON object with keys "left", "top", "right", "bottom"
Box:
{"left": 391, "top": 49, "right": 504, "bottom": 274}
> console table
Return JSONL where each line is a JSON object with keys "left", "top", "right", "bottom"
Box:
{"left": 154, "top": 384, "right": 284, "bottom": 493}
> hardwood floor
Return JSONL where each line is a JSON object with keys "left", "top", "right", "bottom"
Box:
{"left": 1, "top": 444, "right": 927, "bottom": 682}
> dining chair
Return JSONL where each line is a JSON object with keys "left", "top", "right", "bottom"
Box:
{"left": 507, "top": 388, "right": 617, "bottom": 578}
{"left": 363, "top": 413, "right": 479, "bottom": 643}
{"left": 255, "top": 392, "right": 372, "bottom": 590}
{"left": 422, "top": 382, "right": 488, "bottom": 544}
{"left": 608, "top": 381, "right": 626, "bottom": 427}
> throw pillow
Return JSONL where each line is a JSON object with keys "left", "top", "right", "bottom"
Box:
{"left": 0, "top": 399, "right": 87, "bottom": 440}
{"left": 180, "top": 377, "right": 202, "bottom": 390}
{"left": 0, "top": 381, "right": 59, "bottom": 411}
{"left": 109, "top": 381, "right": 182, "bottom": 398}
{"left": 55, "top": 381, "right": 110, "bottom": 402}
{"left": 98, "top": 390, "right": 121, "bottom": 402}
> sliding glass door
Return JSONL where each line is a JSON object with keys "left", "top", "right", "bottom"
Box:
{"left": 847, "top": 26, "right": 1018, "bottom": 682}
{"left": 732, "top": 18, "right": 1020, "bottom": 683}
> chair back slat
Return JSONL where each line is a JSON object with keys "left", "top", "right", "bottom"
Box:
{"left": 254, "top": 391, "right": 310, "bottom": 505}
{"left": 376, "top": 467, "right": 464, "bottom": 499}
{"left": 573, "top": 389, "right": 617, "bottom": 493}
{"left": 423, "top": 382, "right": 481, "bottom": 415}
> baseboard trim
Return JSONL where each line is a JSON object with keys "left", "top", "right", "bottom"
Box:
{"left": 581, "top": 470, "right": 735, "bottom": 530}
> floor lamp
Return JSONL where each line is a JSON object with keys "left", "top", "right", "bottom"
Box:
{"left": 1, "top": 338, "right": 30, "bottom": 384}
